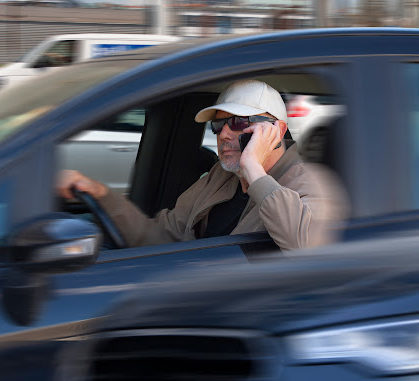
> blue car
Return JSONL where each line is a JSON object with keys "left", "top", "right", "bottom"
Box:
{"left": 0, "top": 28, "right": 419, "bottom": 380}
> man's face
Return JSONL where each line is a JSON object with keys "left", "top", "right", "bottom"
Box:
{"left": 215, "top": 110, "right": 243, "bottom": 173}
{"left": 214, "top": 110, "right": 275, "bottom": 173}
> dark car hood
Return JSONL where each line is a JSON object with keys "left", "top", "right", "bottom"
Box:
{"left": 100, "top": 235, "right": 419, "bottom": 334}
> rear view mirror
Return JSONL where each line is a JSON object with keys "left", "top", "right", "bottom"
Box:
{"left": 3, "top": 213, "right": 101, "bottom": 325}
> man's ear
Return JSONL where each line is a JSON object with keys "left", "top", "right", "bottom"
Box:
{"left": 279, "top": 120, "right": 288, "bottom": 139}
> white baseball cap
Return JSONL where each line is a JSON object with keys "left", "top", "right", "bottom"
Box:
{"left": 195, "top": 79, "right": 287, "bottom": 123}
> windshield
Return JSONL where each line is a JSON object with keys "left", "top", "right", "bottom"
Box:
{"left": 0, "top": 58, "right": 141, "bottom": 142}
{"left": 17, "top": 39, "right": 52, "bottom": 63}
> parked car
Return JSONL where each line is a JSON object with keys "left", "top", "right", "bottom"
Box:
{"left": 0, "top": 28, "right": 418, "bottom": 380}
{"left": 287, "top": 95, "right": 344, "bottom": 139}
{"left": 0, "top": 33, "right": 181, "bottom": 90}
{"left": 59, "top": 108, "right": 217, "bottom": 195}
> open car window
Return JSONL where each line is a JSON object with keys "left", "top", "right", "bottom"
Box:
{"left": 57, "top": 107, "right": 147, "bottom": 197}
{"left": 89, "top": 108, "right": 146, "bottom": 133}
{"left": 55, "top": 65, "right": 350, "bottom": 252}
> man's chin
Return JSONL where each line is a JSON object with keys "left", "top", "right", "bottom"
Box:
{"left": 220, "top": 160, "right": 241, "bottom": 174}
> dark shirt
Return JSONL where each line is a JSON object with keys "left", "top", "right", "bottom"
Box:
{"left": 203, "top": 183, "right": 249, "bottom": 238}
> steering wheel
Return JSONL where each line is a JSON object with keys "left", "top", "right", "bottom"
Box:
{"left": 72, "top": 188, "right": 127, "bottom": 249}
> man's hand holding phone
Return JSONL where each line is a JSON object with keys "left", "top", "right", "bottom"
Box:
{"left": 239, "top": 118, "right": 285, "bottom": 185}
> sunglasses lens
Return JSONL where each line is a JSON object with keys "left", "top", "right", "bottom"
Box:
{"left": 211, "top": 116, "right": 261, "bottom": 134}
{"left": 210, "top": 115, "right": 277, "bottom": 134}
{"left": 211, "top": 119, "right": 226, "bottom": 134}
{"left": 231, "top": 116, "right": 249, "bottom": 131}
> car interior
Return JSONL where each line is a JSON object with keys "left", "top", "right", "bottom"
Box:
{"left": 58, "top": 67, "right": 347, "bottom": 249}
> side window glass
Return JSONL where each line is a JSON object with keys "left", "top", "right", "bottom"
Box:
{"left": 95, "top": 108, "right": 146, "bottom": 133}
{"left": 197, "top": 122, "right": 218, "bottom": 179}
{"left": 32, "top": 40, "right": 77, "bottom": 69}
{"left": 57, "top": 107, "right": 145, "bottom": 196}
{"left": 202, "top": 121, "right": 217, "bottom": 156}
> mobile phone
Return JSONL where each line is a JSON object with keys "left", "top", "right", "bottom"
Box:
{"left": 239, "top": 133, "right": 252, "bottom": 152}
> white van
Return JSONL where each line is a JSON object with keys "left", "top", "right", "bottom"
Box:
{"left": 0, "top": 33, "right": 181, "bottom": 90}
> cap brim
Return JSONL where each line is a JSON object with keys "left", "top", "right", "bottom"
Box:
{"left": 195, "top": 102, "right": 266, "bottom": 122}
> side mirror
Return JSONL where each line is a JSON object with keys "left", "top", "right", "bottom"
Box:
{"left": 9, "top": 213, "right": 101, "bottom": 273}
{"left": 2, "top": 213, "right": 101, "bottom": 326}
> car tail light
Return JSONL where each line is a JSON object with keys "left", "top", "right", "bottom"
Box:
{"left": 287, "top": 105, "right": 310, "bottom": 118}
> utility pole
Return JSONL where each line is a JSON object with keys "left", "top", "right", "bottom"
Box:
{"left": 407, "top": 0, "right": 419, "bottom": 26}
{"left": 314, "top": 0, "right": 329, "bottom": 27}
{"left": 361, "top": 0, "right": 386, "bottom": 26}
{"left": 155, "top": 0, "right": 167, "bottom": 35}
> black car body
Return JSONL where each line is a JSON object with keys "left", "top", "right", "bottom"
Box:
{"left": 0, "top": 28, "right": 419, "bottom": 380}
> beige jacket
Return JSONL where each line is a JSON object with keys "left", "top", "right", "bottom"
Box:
{"left": 98, "top": 142, "right": 347, "bottom": 250}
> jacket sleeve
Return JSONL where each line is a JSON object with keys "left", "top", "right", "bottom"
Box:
{"left": 97, "top": 172, "right": 213, "bottom": 247}
{"left": 247, "top": 163, "right": 348, "bottom": 250}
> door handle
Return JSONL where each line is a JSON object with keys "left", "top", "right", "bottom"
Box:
{"left": 107, "top": 145, "right": 136, "bottom": 152}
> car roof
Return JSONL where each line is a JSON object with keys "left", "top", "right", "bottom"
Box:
{"left": 88, "top": 27, "right": 419, "bottom": 66}
{"left": 45, "top": 33, "right": 182, "bottom": 42}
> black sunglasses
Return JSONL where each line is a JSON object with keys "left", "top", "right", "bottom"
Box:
{"left": 210, "top": 115, "right": 277, "bottom": 135}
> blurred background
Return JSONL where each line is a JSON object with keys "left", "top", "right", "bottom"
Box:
{"left": 0, "top": 0, "right": 417, "bottom": 64}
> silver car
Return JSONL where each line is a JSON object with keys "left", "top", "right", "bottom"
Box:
{"left": 58, "top": 107, "right": 218, "bottom": 195}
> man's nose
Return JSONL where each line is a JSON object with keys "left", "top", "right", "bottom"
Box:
{"left": 219, "top": 122, "right": 234, "bottom": 140}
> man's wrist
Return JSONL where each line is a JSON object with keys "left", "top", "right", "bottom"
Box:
{"left": 241, "top": 161, "right": 266, "bottom": 185}
{"left": 96, "top": 183, "right": 109, "bottom": 199}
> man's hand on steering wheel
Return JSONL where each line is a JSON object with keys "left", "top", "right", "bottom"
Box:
{"left": 58, "top": 170, "right": 108, "bottom": 200}
{"left": 57, "top": 170, "right": 127, "bottom": 249}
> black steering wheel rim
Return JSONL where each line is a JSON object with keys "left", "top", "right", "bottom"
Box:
{"left": 72, "top": 188, "right": 127, "bottom": 249}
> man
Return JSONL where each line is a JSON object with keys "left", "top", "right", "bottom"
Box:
{"left": 59, "top": 79, "right": 346, "bottom": 250}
